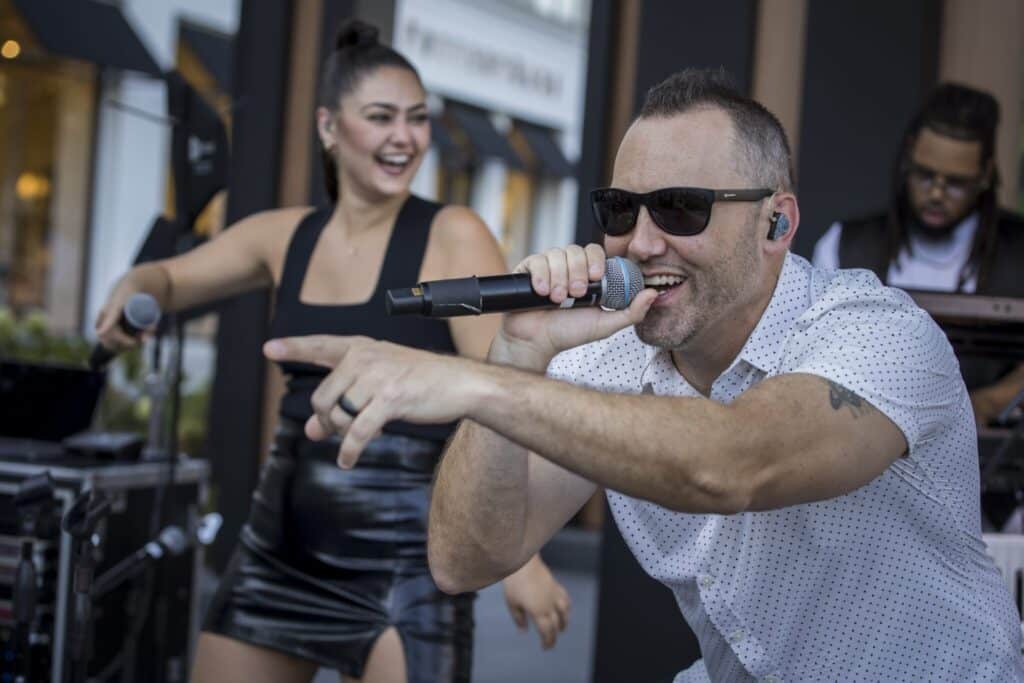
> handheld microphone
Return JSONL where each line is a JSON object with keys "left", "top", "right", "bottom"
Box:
{"left": 88, "top": 293, "right": 162, "bottom": 370}
{"left": 386, "top": 256, "right": 644, "bottom": 317}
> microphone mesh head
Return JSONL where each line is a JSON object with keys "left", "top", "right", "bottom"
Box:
{"left": 124, "top": 293, "right": 161, "bottom": 330}
{"left": 159, "top": 526, "right": 188, "bottom": 556}
{"left": 601, "top": 257, "right": 644, "bottom": 310}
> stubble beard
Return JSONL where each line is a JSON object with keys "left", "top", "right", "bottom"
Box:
{"left": 635, "top": 221, "right": 761, "bottom": 352}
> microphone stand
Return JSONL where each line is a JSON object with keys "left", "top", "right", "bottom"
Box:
{"left": 12, "top": 472, "right": 58, "bottom": 683}
{"left": 90, "top": 528, "right": 184, "bottom": 600}
{"left": 61, "top": 490, "right": 112, "bottom": 683}
{"left": 118, "top": 311, "right": 184, "bottom": 683}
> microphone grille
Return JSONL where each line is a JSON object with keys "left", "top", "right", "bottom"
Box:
{"left": 159, "top": 526, "right": 188, "bottom": 556}
{"left": 601, "top": 257, "right": 644, "bottom": 310}
{"left": 124, "top": 293, "right": 162, "bottom": 330}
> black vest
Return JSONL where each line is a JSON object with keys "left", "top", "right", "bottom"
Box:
{"left": 837, "top": 210, "right": 1024, "bottom": 389}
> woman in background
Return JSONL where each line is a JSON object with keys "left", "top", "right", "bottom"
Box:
{"left": 96, "top": 20, "right": 570, "bottom": 683}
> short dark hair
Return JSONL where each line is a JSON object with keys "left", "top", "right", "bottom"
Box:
{"left": 317, "top": 20, "right": 423, "bottom": 203}
{"left": 639, "top": 68, "right": 794, "bottom": 192}
{"left": 886, "top": 83, "right": 1001, "bottom": 289}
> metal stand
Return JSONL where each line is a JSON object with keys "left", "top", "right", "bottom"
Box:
{"left": 61, "top": 490, "right": 111, "bottom": 683}
{"left": 12, "top": 472, "right": 58, "bottom": 683}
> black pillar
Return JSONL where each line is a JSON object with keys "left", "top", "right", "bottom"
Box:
{"left": 792, "top": 0, "right": 941, "bottom": 257}
{"left": 632, "top": 0, "right": 757, "bottom": 112}
{"left": 205, "top": 0, "right": 293, "bottom": 572}
{"left": 573, "top": 0, "right": 618, "bottom": 246}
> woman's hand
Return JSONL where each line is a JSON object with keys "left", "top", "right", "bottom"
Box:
{"left": 502, "top": 555, "right": 571, "bottom": 650}
{"left": 94, "top": 274, "right": 146, "bottom": 353}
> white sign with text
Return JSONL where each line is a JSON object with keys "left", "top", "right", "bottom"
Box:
{"left": 394, "top": 0, "right": 585, "bottom": 131}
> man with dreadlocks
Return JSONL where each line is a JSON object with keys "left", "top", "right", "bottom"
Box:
{"left": 814, "top": 83, "right": 1024, "bottom": 531}
{"left": 813, "top": 83, "right": 1024, "bottom": 427}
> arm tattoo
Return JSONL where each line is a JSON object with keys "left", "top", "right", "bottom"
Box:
{"left": 826, "top": 379, "right": 871, "bottom": 418}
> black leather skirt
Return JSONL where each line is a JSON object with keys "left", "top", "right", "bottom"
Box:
{"left": 202, "top": 419, "right": 475, "bottom": 681}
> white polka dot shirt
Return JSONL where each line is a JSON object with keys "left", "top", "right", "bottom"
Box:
{"left": 547, "top": 253, "right": 1023, "bottom": 681}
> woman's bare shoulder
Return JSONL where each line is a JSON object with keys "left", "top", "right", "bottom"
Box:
{"left": 427, "top": 204, "right": 507, "bottom": 277}
{"left": 431, "top": 204, "right": 494, "bottom": 245}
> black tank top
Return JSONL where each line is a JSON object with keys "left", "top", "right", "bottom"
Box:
{"left": 268, "top": 195, "right": 458, "bottom": 442}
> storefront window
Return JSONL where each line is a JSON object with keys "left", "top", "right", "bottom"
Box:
{"left": 0, "top": 2, "right": 97, "bottom": 334}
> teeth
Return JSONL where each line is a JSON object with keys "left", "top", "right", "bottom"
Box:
{"left": 644, "top": 274, "right": 685, "bottom": 286}
{"left": 379, "top": 154, "right": 410, "bottom": 164}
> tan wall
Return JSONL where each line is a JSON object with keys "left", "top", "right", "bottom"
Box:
{"left": 604, "top": 0, "right": 641, "bottom": 182}
{"left": 751, "top": 0, "right": 809, "bottom": 165}
{"left": 939, "top": 0, "right": 1024, "bottom": 210}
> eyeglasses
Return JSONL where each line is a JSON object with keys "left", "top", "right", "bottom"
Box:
{"left": 906, "top": 163, "right": 982, "bottom": 200}
{"left": 590, "top": 187, "right": 773, "bottom": 237}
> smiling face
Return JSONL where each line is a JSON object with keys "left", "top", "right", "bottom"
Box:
{"left": 604, "top": 108, "right": 777, "bottom": 352}
{"left": 319, "top": 66, "right": 430, "bottom": 200}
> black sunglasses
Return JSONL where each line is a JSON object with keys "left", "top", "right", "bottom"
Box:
{"left": 590, "top": 187, "right": 773, "bottom": 237}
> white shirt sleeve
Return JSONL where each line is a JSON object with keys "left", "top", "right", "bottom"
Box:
{"left": 783, "top": 279, "right": 966, "bottom": 456}
{"left": 810, "top": 222, "right": 843, "bottom": 270}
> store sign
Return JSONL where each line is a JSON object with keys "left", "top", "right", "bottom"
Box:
{"left": 395, "top": 0, "right": 584, "bottom": 130}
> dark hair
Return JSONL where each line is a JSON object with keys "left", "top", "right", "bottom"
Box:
{"left": 318, "top": 20, "right": 422, "bottom": 202}
{"left": 886, "top": 83, "right": 1000, "bottom": 290}
{"left": 639, "top": 67, "right": 795, "bottom": 193}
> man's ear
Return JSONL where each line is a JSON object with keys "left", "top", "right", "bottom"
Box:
{"left": 766, "top": 192, "right": 799, "bottom": 247}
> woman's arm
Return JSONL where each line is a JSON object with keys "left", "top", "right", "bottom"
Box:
{"left": 96, "top": 207, "right": 308, "bottom": 349}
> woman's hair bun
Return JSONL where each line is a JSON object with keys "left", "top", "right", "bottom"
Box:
{"left": 335, "top": 19, "right": 379, "bottom": 51}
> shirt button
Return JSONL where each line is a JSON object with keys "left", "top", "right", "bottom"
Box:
{"left": 699, "top": 575, "right": 714, "bottom": 589}
{"left": 763, "top": 676, "right": 781, "bottom": 683}
{"left": 730, "top": 629, "right": 745, "bottom": 643}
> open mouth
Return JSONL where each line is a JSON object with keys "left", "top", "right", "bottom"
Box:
{"left": 375, "top": 152, "right": 413, "bottom": 176}
{"left": 644, "top": 274, "right": 686, "bottom": 299}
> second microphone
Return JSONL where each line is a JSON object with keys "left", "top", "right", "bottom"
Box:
{"left": 386, "top": 256, "right": 644, "bottom": 317}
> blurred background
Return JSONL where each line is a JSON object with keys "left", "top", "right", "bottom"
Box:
{"left": 0, "top": 0, "right": 1021, "bottom": 681}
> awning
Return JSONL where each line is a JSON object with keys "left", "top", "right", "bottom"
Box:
{"left": 446, "top": 103, "right": 524, "bottom": 170}
{"left": 12, "top": 0, "right": 162, "bottom": 77}
{"left": 518, "top": 121, "right": 575, "bottom": 177}
{"left": 180, "top": 22, "right": 234, "bottom": 94}
{"left": 430, "top": 115, "right": 470, "bottom": 170}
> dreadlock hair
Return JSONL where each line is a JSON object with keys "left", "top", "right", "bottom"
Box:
{"left": 317, "top": 20, "right": 422, "bottom": 203}
{"left": 886, "top": 83, "right": 1000, "bottom": 290}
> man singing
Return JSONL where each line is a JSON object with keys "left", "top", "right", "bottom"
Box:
{"left": 266, "top": 69, "right": 1023, "bottom": 681}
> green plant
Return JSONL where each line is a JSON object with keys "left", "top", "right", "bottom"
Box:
{"left": 0, "top": 306, "right": 91, "bottom": 365}
{"left": 0, "top": 306, "right": 211, "bottom": 456}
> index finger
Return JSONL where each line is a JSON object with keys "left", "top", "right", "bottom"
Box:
{"left": 263, "top": 335, "right": 352, "bottom": 368}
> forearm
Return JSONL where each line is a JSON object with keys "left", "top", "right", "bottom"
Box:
{"left": 429, "top": 414, "right": 533, "bottom": 592}
{"left": 973, "top": 365, "right": 1024, "bottom": 414}
{"left": 463, "top": 363, "right": 751, "bottom": 515}
{"left": 122, "top": 263, "right": 174, "bottom": 310}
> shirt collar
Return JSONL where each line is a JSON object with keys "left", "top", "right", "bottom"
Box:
{"left": 734, "top": 252, "right": 808, "bottom": 374}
